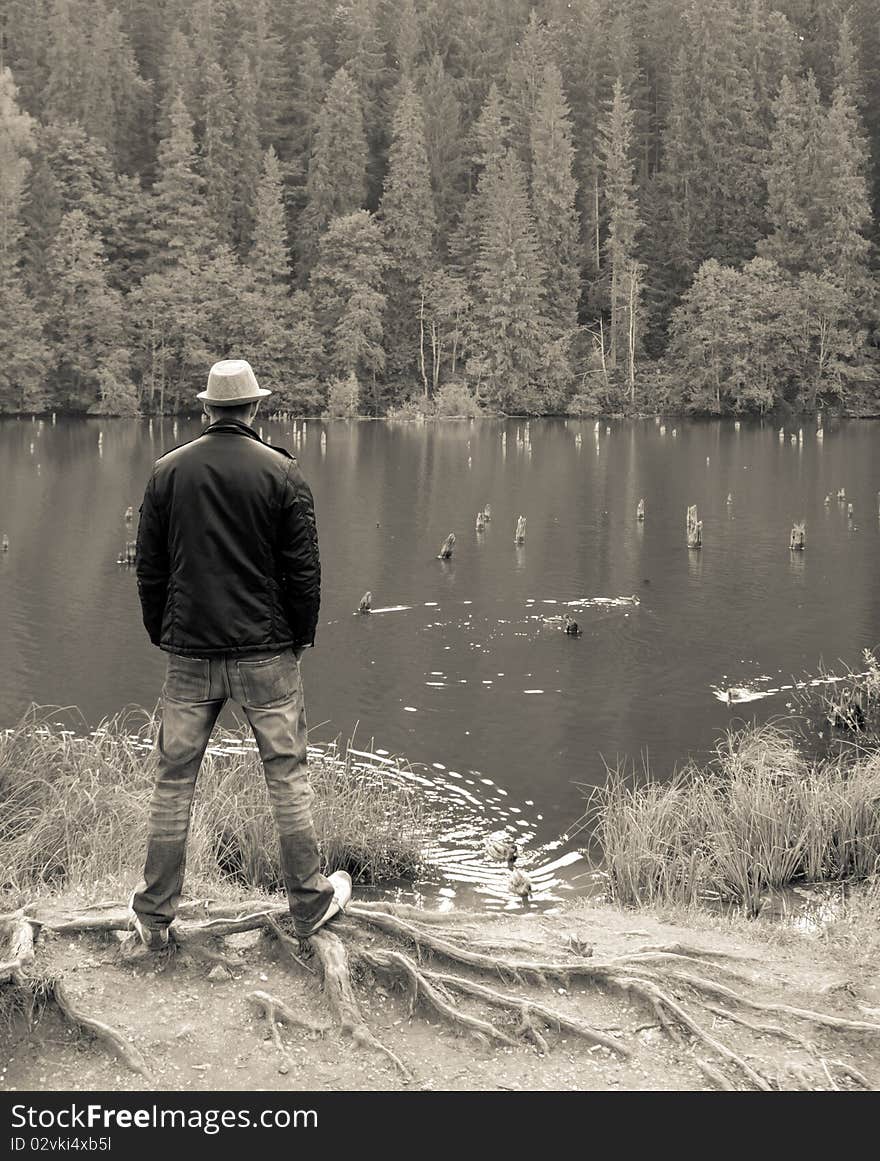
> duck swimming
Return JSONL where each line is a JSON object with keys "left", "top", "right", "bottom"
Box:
{"left": 507, "top": 853, "right": 533, "bottom": 899}
{"left": 484, "top": 831, "right": 519, "bottom": 864}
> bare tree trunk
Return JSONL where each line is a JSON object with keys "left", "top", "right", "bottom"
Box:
{"left": 627, "top": 265, "right": 638, "bottom": 404}
{"left": 594, "top": 170, "right": 601, "bottom": 274}
{"left": 609, "top": 265, "right": 618, "bottom": 372}
{"left": 431, "top": 321, "right": 441, "bottom": 394}
{"left": 598, "top": 317, "right": 608, "bottom": 389}
{"left": 418, "top": 288, "right": 429, "bottom": 400}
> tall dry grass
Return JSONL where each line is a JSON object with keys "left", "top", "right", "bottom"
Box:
{"left": 0, "top": 705, "right": 428, "bottom": 901}
{"left": 585, "top": 724, "right": 880, "bottom": 914}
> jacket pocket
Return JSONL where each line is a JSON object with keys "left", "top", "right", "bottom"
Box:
{"left": 237, "top": 650, "right": 298, "bottom": 708}
{"left": 163, "top": 654, "right": 211, "bottom": 702}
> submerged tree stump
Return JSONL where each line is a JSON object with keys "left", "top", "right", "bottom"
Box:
{"left": 438, "top": 533, "right": 455, "bottom": 560}
{"left": 687, "top": 505, "right": 702, "bottom": 549}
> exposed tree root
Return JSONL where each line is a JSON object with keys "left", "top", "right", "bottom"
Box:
{"left": 247, "top": 988, "right": 329, "bottom": 1070}
{"left": 309, "top": 929, "right": 411, "bottom": 1079}
{"left": 47, "top": 979, "right": 150, "bottom": 1078}
{"left": 6, "top": 899, "right": 880, "bottom": 1091}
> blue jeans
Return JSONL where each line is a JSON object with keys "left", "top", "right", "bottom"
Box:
{"left": 132, "top": 648, "right": 334, "bottom": 937}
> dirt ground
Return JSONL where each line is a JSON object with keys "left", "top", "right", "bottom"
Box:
{"left": 3, "top": 898, "right": 879, "bottom": 1093}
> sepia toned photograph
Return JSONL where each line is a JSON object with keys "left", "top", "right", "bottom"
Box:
{"left": 1, "top": 0, "right": 879, "bottom": 1126}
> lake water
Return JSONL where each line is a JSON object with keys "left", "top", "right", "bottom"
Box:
{"left": 1, "top": 415, "right": 878, "bottom": 909}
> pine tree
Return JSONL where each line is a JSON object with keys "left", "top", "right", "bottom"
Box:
{"left": 598, "top": 78, "right": 642, "bottom": 392}
{"left": 470, "top": 148, "right": 549, "bottom": 413}
{"left": 419, "top": 54, "right": 466, "bottom": 252}
{"left": 298, "top": 67, "right": 368, "bottom": 276}
{"left": 47, "top": 209, "right": 136, "bottom": 413}
{"left": 285, "top": 289, "right": 325, "bottom": 411}
{"left": 744, "top": 0, "right": 802, "bottom": 131}
{"left": 759, "top": 74, "right": 825, "bottom": 276}
{"left": 81, "top": 6, "right": 150, "bottom": 173}
{"left": 43, "top": 0, "right": 90, "bottom": 126}
{"left": 529, "top": 63, "right": 580, "bottom": 357}
{"left": 157, "top": 28, "right": 198, "bottom": 141}
{"left": 546, "top": 0, "right": 602, "bottom": 275}
{"left": 379, "top": 79, "right": 438, "bottom": 381}
{"left": 504, "top": 9, "right": 554, "bottom": 168}
{"left": 229, "top": 53, "right": 263, "bottom": 251}
{"left": 833, "top": 9, "right": 864, "bottom": 112}
{"left": 149, "top": 89, "right": 212, "bottom": 270}
{"left": 251, "top": 147, "right": 292, "bottom": 291}
{"left": 309, "top": 209, "right": 388, "bottom": 408}
{"left": 393, "top": 0, "right": 421, "bottom": 78}
{"left": 0, "top": 1, "right": 51, "bottom": 117}
{"left": 451, "top": 81, "right": 508, "bottom": 284}
{"left": 0, "top": 68, "right": 49, "bottom": 412}
{"left": 654, "top": 3, "right": 766, "bottom": 298}
{"left": 815, "top": 85, "right": 872, "bottom": 288}
{"left": 245, "top": 0, "right": 290, "bottom": 147}
{"left": 200, "top": 62, "right": 237, "bottom": 245}
{"left": 335, "top": 0, "right": 388, "bottom": 135}
{"left": 288, "top": 38, "right": 327, "bottom": 172}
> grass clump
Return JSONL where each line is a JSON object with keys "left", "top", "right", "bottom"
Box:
{"left": 0, "top": 705, "right": 428, "bottom": 901}
{"left": 585, "top": 723, "right": 880, "bottom": 915}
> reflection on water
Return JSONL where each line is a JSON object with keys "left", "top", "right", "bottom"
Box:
{"left": 2, "top": 416, "right": 880, "bottom": 909}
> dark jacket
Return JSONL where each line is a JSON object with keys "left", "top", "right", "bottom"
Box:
{"left": 135, "top": 419, "right": 320, "bottom": 656}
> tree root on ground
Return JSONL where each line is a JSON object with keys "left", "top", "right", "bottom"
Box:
{"left": 5, "top": 898, "right": 880, "bottom": 1090}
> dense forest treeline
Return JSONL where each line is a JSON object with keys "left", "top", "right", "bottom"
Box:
{"left": 0, "top": 0, "right": 878, "bottom": 417}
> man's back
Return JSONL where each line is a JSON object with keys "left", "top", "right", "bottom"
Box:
{"left": 136, "top": 418, "right": 320, "bottom": 657}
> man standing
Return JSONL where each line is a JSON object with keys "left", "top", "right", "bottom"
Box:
{"left": 132, "top": 358, "right": 351, "bottom": 949}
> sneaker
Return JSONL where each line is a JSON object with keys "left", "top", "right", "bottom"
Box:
{"left": 295, "top": 871, "right": 353, "bottom": 939}
{"left": 127, "top": 889, "right": 170, "bottom": 952}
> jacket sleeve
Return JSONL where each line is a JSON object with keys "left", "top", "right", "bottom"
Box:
{"left": 277, "top": 463, "right": 321, "bottom": 650}
{"left": 134, "top": 470, "right": 170, "bottom": 647}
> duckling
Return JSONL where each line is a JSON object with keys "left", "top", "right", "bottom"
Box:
{"left": 484, "top": 831, "right": 519, "bottom": 863}
{"left": 562, "top": 614, "right": 582, "bottom": 636}
{"left": 438, "top": 532, "right": 455, "bottom": 560}
{"left": 475, "top": 511, "right": 485, "bottom": 532}
{"left": 507, "top": 853, "right": 533, "bottom": 899}
{"left": 726, "top": 493, "right": 733, "bottom": 505}
{"left": 357, "top": 591, "right": 372, "bottom": 614}
{"left": 1, "top": 534, "right": 7, "bottom": 553}
{"left": 482, "top": 504, "right": 492, "bottom": 522}
{"left": 725, "top": 686, "right": 751, "bottom": 705}
{"left": 124, "top": 506, "right": 134, "bottom": 523}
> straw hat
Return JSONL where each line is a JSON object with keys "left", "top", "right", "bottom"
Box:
{"left": 197, "top": 359, "right": 272, "bottom": 405}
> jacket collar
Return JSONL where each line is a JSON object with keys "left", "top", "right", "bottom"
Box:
{"left": 201, "top": 418, "right": 294, "bottom": 460}
{"left": 203, "top": 418, "right": 261, "bottom": 440}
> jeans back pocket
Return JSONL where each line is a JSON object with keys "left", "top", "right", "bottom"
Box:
{"left": 237, "top": 651, "right": 297, "bottom": 708}
{"left": 163, "top": 654, "right": 211, "bottom": 702}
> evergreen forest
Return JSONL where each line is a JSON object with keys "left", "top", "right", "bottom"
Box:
{"left": 0, "top": 0, "right": 878, "bottom": 417}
